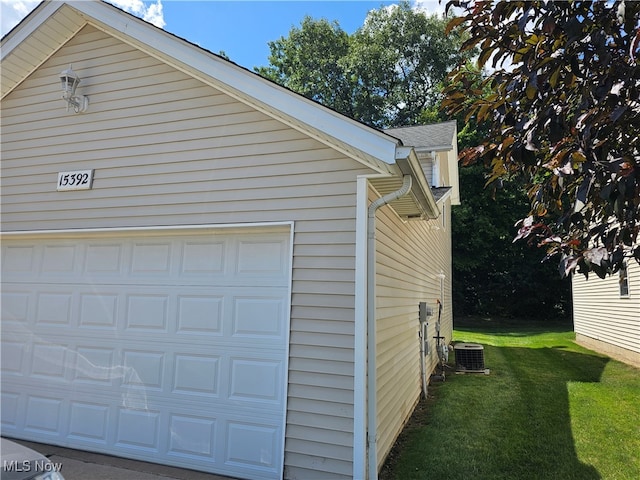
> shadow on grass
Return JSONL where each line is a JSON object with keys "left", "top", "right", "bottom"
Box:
{"left": 381, "top": 343, "right": 609, "bottom": 480}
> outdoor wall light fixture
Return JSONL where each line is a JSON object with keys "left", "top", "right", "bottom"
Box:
{"left": 59, "top": 65, "right": 89, "bottom": 113}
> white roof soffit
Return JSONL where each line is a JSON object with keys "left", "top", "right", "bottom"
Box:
{"left": 1, "top": 1, "right": 82, "bottom": 98}
{"left": 1, "top": 0, "right": 397, "bottom": 175}
{"left": 368, "top": 146, "right": 439, "bottom": 220}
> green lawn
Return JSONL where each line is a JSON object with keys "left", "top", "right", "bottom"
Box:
{"left": 380, "top": 319, "right": 640, "bottom": 480}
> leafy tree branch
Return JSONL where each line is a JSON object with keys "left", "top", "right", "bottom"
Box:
{"left": 443, "top": 0, "right": 640, "bottom": 278}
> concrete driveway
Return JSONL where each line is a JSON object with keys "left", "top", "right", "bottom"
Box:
{"left": 11, "top": 439, "right": 237, "bottom": 480}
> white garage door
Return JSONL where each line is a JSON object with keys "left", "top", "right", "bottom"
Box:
{"left": 1, "top": 226, "right": 292, "bottom": 480}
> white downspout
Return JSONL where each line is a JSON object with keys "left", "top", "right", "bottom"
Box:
{"left": 366, "top": 174, "right": 412, "bottom": 479}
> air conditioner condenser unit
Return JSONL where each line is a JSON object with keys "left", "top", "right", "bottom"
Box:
{"left": 454, "top": 343, "right": 485, "bottom": 372}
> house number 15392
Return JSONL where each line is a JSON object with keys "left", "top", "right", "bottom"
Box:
{"left": 57, "top": 170, "right": 93, "bottom": 191}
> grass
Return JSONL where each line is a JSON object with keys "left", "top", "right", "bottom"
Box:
{"left": 380, "top": 318, "right": 640, "bottom": 480}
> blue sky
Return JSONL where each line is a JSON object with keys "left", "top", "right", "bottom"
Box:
{"left": 1, "top": 1, "right": 446, "bottom": 69}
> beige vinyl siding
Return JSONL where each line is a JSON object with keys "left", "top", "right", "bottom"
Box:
{"left": 1, "top": 25, "right": 376, "bottom": 480}
{"left": 372, "top": 187, "right": 453, "bottom": 469}
{"left": 438, "top": 151, "right": 451, "bottom": 188}
{"left": 572, "top": 261, "right": 640, "bottom": 366}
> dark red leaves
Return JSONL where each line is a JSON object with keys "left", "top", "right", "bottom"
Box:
{"left": 443, "top": 0, "right": 640, "bottom": 277}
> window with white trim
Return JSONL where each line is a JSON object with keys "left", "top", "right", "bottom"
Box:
{"left": 619, "top": 263, "right": 629, "bottom": 297}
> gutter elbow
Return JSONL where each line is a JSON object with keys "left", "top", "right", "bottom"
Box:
{"left": 368, "top": 175, "right": 412, "bottom": 217}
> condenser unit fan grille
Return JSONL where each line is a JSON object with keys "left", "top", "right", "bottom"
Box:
{"left": 455, "top": 343, "right": 485, "bottom": 372}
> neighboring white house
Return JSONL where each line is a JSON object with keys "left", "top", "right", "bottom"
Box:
{"left": 572, "top": 260, "right": 640, "bottom": 368}
{"left": 0, "top": 2, "right": 459, "bottom": 479}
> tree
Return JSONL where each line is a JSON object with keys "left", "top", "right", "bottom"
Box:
{"left": 255, "top": 3, "right": 573, "bottom": 317}
{"left": 438, "top": 65, "right": 571, "bottom": 319}
{"left": 349, "top": 2, "right": 473, "bottom": 126}
{"left": 452, "top": 164, "right": 572, "bottom": 319}
{"left": 255, "top": 16, "right": 355, "bottom": 118}
{"left": 257, "top": 2, "right": 473, "bottom": 128}
{"left": 442, "top": 0, "right": 640, "bottom": 279}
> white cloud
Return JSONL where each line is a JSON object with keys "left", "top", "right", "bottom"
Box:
{"left": 109, "top": 0, "right": 165, "bottom": 28}
{"left": 412, "top": 0, "right": 448, "bottom": 17}
{"left": 140, "top": 0, "right": 165, "bottom": 28}
{"left": 363, "top": 1, "right": 447, "bottom": 29}
{"left": 109, "top": 0, "right": 148, "bottom": 16}
{"left": 1, "top": 0, "right": 41, "bottom": 36}
{"left": 0, "top": 0, "right": 165, "bottom": 37}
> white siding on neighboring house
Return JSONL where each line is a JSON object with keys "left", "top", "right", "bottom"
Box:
{"left": 572, "top": 261, "right": 640, "bottom": 368}
{"left": 372, "top": 187, "right": 453, "bottom": 468}
{"left": 1, "top": 25, "right": 379, "bottom": 480}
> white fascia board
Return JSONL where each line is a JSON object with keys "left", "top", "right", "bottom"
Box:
{"left": 414, "top": 144, "right": 455, "bottom": 153}
{"left": 395, "top": 146, "right": 414, "bottom": 161}
{"left": 70, "top": 1, "right": 398, "bottom": 172}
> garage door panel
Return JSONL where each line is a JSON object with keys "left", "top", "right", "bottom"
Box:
{"left": 225, "top": 419, "right": 281, "bottom": 472}
{"left": 1, "top": 228, "right": 291, "bottom": 480}
{"left": 1, "top": 340, "right": 25, "bottom": 374}
{"left": 3, "top": 285, "right": 288, "bottom": 336}
{"left": 8, "top": 276, "right": 288, "bottom": 288}
{"left": 122, "top": 349, "right": 165, "bottom": 390}
{"left": 2, "top": 244, "right": 37, "bottom": 273}
{"left": 2, "top": 233, "right": 290, "bottom": 282}
{"left": 130, "top": 241, "right": 173, "bottom": 274}
{"left": 176, "top": 294, "right": 224, "bottom": 334}
{"left": 36, "top": 292, "right": 74, "bottom": 325}
{"left": 74, "top": 346, "right": 118, "bottom": 385}
{"left": 125, "top": 294, "right": 170, "bottom": 331}
{"left": 115, "top": 407, "right": 161, "bottom": 451}
{"left": 69, "top": 401, "right": 110, "bottom": 444}
{"left": 85, "top": 243, "right": 125, "bottom": 274}
{"left": 229, "top": 356, "right": 285, "bottom": 405}
{"left": 1, "top": 290, "right": 30, "bottom": 322}
{"left": 1, "top": 391, "right": 21, "bottom": 429}
{"left": 168, "top": 413, "right": 217, "bottom": 461}
{"left": 1, "top": 381, "right": 287, "bottom": 475}
{"left": 172, "top": 353, "right": 221, "bottom": 396}
{"left": 236, "top": 239, "right": 289, "bottom": 277}
{"left": 181, "top": 240, "right": 226, "bottom": 274}
{"left": 25, "top": 395, "right": 64, "bottom": 435}
{"left": 2, "top": 333, "right": 288, "bottom": 391}
{"left": 79, "top": 293, "right": 119, "bottom": 328}
{"left": 232, "top": 295, "right": 286, "bottom": 338}
{"left": 42, "top": 244, "right": 78, "bottom": 273}
{"left": 31, "top": 342, "right": 69, "bottom": 380}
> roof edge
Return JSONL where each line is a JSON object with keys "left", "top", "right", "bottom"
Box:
{"left": 71, "top": 0, "right": 399, "bottom": 171}
{"left": 395, "top": 146, "right": 440, "bottom": 219}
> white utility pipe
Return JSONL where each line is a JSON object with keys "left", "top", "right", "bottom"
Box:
{"left": 366, "top": 175, "right": 412, "bottom": 479}
{"left": 419, "top": 321, "right": 428, "bottom": 399}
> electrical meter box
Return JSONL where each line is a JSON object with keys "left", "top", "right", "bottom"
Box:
{"left": 419, "top": 302, "right": 433, "bottom": 323}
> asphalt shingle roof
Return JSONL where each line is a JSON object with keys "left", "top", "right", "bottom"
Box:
{"left": 385, "top": 120, "right": 457, "bottom": 150}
